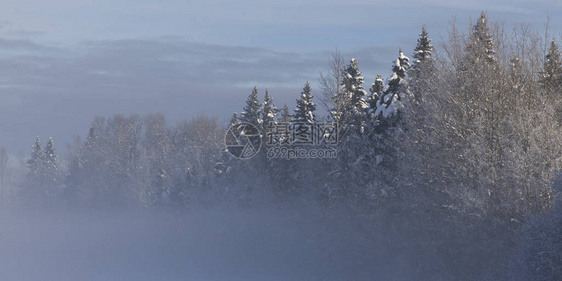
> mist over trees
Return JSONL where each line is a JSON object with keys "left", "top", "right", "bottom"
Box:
{"left": 3, "top": 12, "right": 562, "bottom": 280}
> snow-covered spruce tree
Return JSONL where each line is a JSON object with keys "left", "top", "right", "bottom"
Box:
{"left": 398, "top": 25, "right": 439, "bottom": 181}
{"left": 256, "top": 90, "right": 280, "bottom": 184}
{"left": 340, "top": 58, "right": 368, "bottom": 136}
{"left": 233, "top": 88, "right": 272, "bottom": 199}
{"left": 540, "top": 39, "right": 562, "bottom": 122}
{"left": 23, "top": 136, "right": 61, "bottom": 202}
{"left": 541, "top": 39, "right": 562, "bottom": 94}
{"left": 87, "top": 125, "right": 96, "bottom": 143}
{"left": 229, "top": 112, "right": 239, "bottom": 127}
{"left": 67, "top": 125, "right": 102, "bottom": 205}
{"left": 293, "top": 81, "right": 316, "bottom": 124}
{"left": 320, "top": 58, "right": 372, "bottom": 206}
{"left": 412, "top": 25, "right": 435, "bottom": 69}
{"left": 448, "top": 12, "right": 499, "bottom": 176}
{"left": 44, "top": 137, "right": 57, "bottom": 168}
{"left": 44, "top": 137, "right": 60, "bottom": 194}
{"left": 270, "top": 102, "right": 299, "bottom": 197}
{"left": 409, "top": 25, "right": 436, "bottom": 105}
{"left": 364, "top": 74, "right": 384, "bottom": 171}
{"left": 458, "top": 11, "right": 499, "bottom": 128}
{"left": 28, "top": 136, "right": 45, "bottom": 177}
{"left": 368, "top": 74, "right": 384, "bottom": 120}
{"left": 261, "top": 89, "right": 278, "bottom": 132}
{"left": 375, "top": 49, "right": 410, "bottom": 128}
{"left": 278, "top": 104, "right": 292, "bottom": 123}
{"left": 372, "top": 49, "right": 411, "bottom": 183}
{"left": 470, "top": 11, "right": 497, "bottom": 64}
{"left": 395, "top": 26, "right": 440, "bottom": 194}
{"left": 258, "top": 89, "right": 281, "bottom": 184}
{"left": 276, "top": 104, "right": 292, "bottom": 147}
{"left": 22, "top": 137, "right": 46, "bottom": 203}
{"left": 240, "top": 86, "right": 262, "bottom": 126}
{"left": 281, "top": 81, "right": 318, "bottom": 197}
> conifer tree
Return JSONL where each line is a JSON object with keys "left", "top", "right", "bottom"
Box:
{"left": 279, "top": 104, "right": 292, "bottom": 123}
{"left": 411, "top": 25, "right": 435, "bottom": 69}
{"left": 340, "top": 58, "right": 368, "bottom": 134}
{"left": 43, "top": 137, "right": 60, "bottom": 196}
{"left": 456, "top": 11, "right": 499, "bottom": 127}
{"left": 373, "top": 50, "right": 411, "bottom": 172}
{"left": 540, "top": 39, "right": 562, "bottom": 100}
{"left": 229, "top": 112, "right": 239, "bottom": 127}
{"left": 368, "top": 74, "right": 384, "bottom": 118}
{"left": 28, "top": 136, "right": 44, "bottom": 175}
{"left": 470, "top": 11, "right": 497, "bottom": 64}
{"left": 293, "top": 81, "right": 316, "bottom": 124}
{"left": 375, "top": 49, "right": 411, "bottom": 121}
{"left": 409, "top": 25, "right": 436, "bottom": 106}
{"left": 240, "top": 86, "right": 262, "bottom": 126}
{"left": 23, "top": 136, "right": 47, "bottom": 202}
{"left": 261, "top": 89, "right": 278, "bottom": 129}
{"left": 87, "top": 125, "right": 97, "bottom": 144}
{"left": 25, "top": 136, "right": 60, "bottom": 200}
{"left": 44, "top": 137, "right": 58, "bottom": 174}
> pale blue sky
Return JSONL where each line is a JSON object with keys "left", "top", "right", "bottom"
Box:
{"left": 0, "top": 0, "right": 560, "bottom": 154}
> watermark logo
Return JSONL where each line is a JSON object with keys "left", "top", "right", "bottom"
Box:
{"left": 266, "top": 146, "right": 337, "bottom": 159}
{"left": 265, "top": 122, "right": 338, "bottom": 147}
{"left": 225, "top": 123, "right": 262, "bottom": 159}
{"left": 225, "top": 121, "right": 338, "bottom": 160}
{"left": 265, "top": 122, "right": 338, "bottom": 159}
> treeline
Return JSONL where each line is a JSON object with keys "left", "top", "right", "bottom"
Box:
{"left": 12, "top": 12, "right": 562, "bottom": 279}
{"left": 21, "top": 114, "right": 224, "bottom": 208}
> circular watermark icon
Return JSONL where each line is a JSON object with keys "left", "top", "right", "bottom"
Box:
{"left": 225, "top": 123, "right": 262, "bottom": 159}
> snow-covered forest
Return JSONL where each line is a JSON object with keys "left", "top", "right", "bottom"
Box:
{"left": 2, "top": 12, "right": 562, "bottom": 280}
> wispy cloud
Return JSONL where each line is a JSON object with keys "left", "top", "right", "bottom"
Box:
{"left": 0, "top": 38, "right": 350, "bottom": 152}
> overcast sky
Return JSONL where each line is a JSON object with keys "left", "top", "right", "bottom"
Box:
{"left": 0, "top": 0, "right": 560, "bottom": 155}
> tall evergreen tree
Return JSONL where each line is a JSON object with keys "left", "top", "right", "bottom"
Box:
{"left": 261, "top": 89, "right": 278, "bottom": 129}
{"left": 373, "top": 50, "right": 411, "bottom": 171}
{"left": 24, "top": 136, "right": 61, "bottom": 200}
{"left": 340, "top": 58, "right": 368, "bottom": 134}
{"left": 229, "top": 112, "right": 239, "bottom": 127}
{"left": 28, "top": 136, "right": 44, "bottom": 175}
{"left": 456, "top": 11, "right": 500, "bottom": 134}
{"left": 375, "top": 49, "right": 411, "bottom": 121}
{"left": 368, "top": 74, "right": 384, "bottom": 118}
{"left": 509, "top": 54, "right": 530, "bottom": 109}
{"left": 293, "top": 81, "right": 316, "bottom": 124}
{"left": 23, "top": 136, "right": 47, "bottom": 202}
{"left": 279, "top": 104, "right": 292, "bottom": 123}
{"left": 44, "top": 137, "right": 60, "bottom": 196}
{"left": 240, "top": 86, "right": 262, "bottom": 126}
{"left": 44, "top": 137, "right": 58, "bottom": 176}
{"left": 471, "top": 11, "right": 497, "bottom": 64}
{"left": 409, "top": 25, "right": 437, "bottom": 106}
{"left": 540, "top": 39, "right": 562, "bottom": 100}
{"left": 84, "top": 125, "right": 98, "bottom": 154}
{"left": 411, "top": 25, "right": 435, "bottom": 69}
